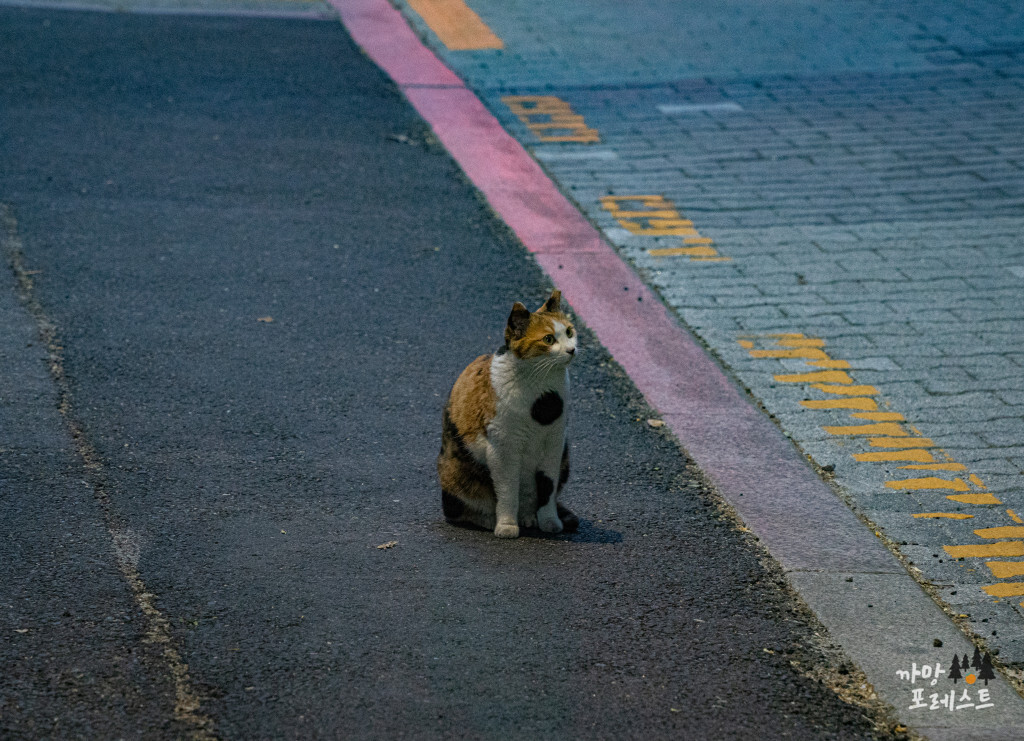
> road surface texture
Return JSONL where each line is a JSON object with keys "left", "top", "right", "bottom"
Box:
{"left": 0, "top": 4, "right": 908, "bottom": 739}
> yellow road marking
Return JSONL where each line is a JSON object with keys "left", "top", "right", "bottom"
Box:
{"left": 600, "top": 195, "right": 728, "bottom": 261}
{"left": 825, "top": 422, "right": 911, "bottom": 436}
{"left": 985, "top": 561, "right": 1024, "bottom": 579}
{"left": 975, "top": 526, "right": 1024, "bottom": 539}
{"left": 649, "top": 246, "right": 718, "bottom": 258}
{"left": 982, "top": 582, "right": 1024, "bottom": 598}
{"left": 801, "top": 398, "right": 878, "bottom": 411}
{"left": 947, "top": 493, "right": 1003, "bottom": 505}
{"left": 750, "top": 348, "right": 830, "bottom": 360}
{"left": 776, "top": 370, "right": 853, "bottom": 384}
{"left": 807, "top": 359, "right": 851, "bottom": 369}
{"left": 741, "top": 332, "right": 1022, "bottom": 575}
{"left": 885, "top": 477, "right": 969, "bottom": 491}
{"left": 945, "top": 541, "right": 1024, "bottom": 558}
{"left": 868, "top": 436, "right": 935, "bottom": 449}
{"left": 504, "top": 96, "right": 598, "bottom": 142}
{"left": 408, "top": 0, "right": 503, "bottom": 50}
{"left": 811, "top": 383, "right": 879, "bottom": 396}
{"left": 851, "top": 412, "right": 905, "bottom": 421}
{"left": 854, "top": 449, "right": 936, "bottom": 463}
{"left": 776, "top": 337, "right": 825, "bottom": 348}
{"left": 900, "top": 462, "right": 968, "bottom": 471}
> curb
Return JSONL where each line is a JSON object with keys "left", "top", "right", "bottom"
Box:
{"left": 333, "top": 0, "right": 1024, "bottom": 735}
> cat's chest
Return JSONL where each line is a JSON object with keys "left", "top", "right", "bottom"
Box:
{"left": 488, "top": 355, "right": 569, "bottom": 434}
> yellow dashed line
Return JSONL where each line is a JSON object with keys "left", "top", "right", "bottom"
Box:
{"left": 741, "top": 332, "right": 1022, "bottom": 589}
{"left": 408, "top": 0, "right": 504, "bottom": 50}
{"left": 867, "top": 436, "right": 935, "bottom": 449}
{"left": 982, "top": 582, "right": 1024, "bottom": 598}
{"left": 885, "top": 477, "right": 970, "bottom": 491}
{"left": 811, "top": 383, "right": 879, "bottom": 396}
{"left": 776, "top": 370, "right": 853, "bottom": 384}
{"left": 853, "top": 449, "right": 936, "bottom": 463}
{"left": 503, "top": 96, "right": 598, "bottom": 142}
{"left": 851, "top": 412, "right": 905, "bottom": 422}
{"left": 947, "top": 493, "right": 1003, "bottom": 505}
{"left": 802, "top": 397, "right": 878, "bottom": 411}
{"left": 824, "top": 422, "right": 911, "bottom": 437}
{"left": 975, "top": 526, "right": 1024, "bottom": 539}
{"left": 600, "top": 195, "right": 729, "bottom": 262}
{"left": 775, "top": 336, "right": 825, "bottom": 348}
{"left": 649, "top": 246, "right": 719, "bottom": 258}
{"left": 985, "top": 562, "right": 1024, "bottom": 579}
{"left": 945, "top": 541, "right": 1024, "bottom": 558}
{"left": 751, "top": 348, "right": 829, "bottom": 360}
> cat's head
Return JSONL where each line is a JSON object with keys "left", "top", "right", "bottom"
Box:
{"left": 503, "top": 290, "right": 577, "bottom": 364}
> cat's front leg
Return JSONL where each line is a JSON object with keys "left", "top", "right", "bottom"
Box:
{"left": 487, "top": 443, "right": 521, "bottom": 539}
{"left": 535, "top": 440, "right": 565, "bottom": 534}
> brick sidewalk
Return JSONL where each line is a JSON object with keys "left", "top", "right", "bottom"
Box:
{"left": 394, "top": 0, "right": 1024, "bottom": 673}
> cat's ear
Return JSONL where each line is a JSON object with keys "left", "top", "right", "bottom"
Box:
{"left": 539, "top": 289, "right": 562, "bottom": 313}
{"left": 505, "top": 302, "right": 531, "bottom": 342}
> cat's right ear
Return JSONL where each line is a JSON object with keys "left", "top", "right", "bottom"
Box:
{"left": 505, "top": 302, "right": 531, "bottom": 342}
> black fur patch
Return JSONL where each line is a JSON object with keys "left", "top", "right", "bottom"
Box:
{"left": 442, "top": 408, "right": 473, "bottom": 463}
{"left": 535, "top": 472, "right": 554, "bottom": 508}
{"left": 530, "top": 391, "right": 563, "bottom": 426}
{"left": 557, "top": 503, "right": 579, "bottom": 532}
{"left": 441, "top": 407, "right": 493, "bottom": 485}
{"left": 442, "top": 490, "right": 465, "bottom": 520}
{"left": 558, "top": 441, "right": 569, "bottom": 490}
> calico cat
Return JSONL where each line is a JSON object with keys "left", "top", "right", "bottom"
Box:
{"left": 438, "top": 289, "right": 579, "bottom": 538}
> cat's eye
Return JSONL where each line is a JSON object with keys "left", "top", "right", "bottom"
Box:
{"left": 543, "top": 334, "right": 556, "bottom": 345}
{"left": 566, "top": 327, "right": 574, "bottom": 338}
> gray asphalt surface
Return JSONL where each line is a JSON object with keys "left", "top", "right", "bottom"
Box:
{"left": 1, "top": 7, "right": 900, "bottom": 738}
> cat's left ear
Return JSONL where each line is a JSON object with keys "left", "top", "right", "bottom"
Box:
{"left": 506, "top": 302, "right": 531, "bottom": 342}
{"left": 539, "top": 289, "right": 562, "bottom": 313}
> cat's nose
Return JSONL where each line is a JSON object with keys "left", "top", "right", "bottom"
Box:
{"left": 566, "top": 347, "right": 575, "bottom": 355}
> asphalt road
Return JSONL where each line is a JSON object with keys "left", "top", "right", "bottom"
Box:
{"left": 1, "top": 7, "right": 898, "bottom": 738}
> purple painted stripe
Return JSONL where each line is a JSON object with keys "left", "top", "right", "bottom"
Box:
{"left": 335, "top": 0, "right": 463, "bottom": 87}
{"left": 336, "top": 0, "right": 901, "bottom": 575}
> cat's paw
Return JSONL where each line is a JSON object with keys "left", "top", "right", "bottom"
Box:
{"left": 538, "top": 515, "right": 563, "bottom": 534}
{"left": 494, "top": 522, "right": 520, "bottom": 539}
{"left": 556, "top": 504, "right": 579, "bottom": 533}
{"left": 521, "top": 511, "right": 538, "bottom": 528}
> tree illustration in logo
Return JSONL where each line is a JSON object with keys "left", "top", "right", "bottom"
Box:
{"left": 972, "top": 646, "right": 983, "bottom": 671}
{"left": 948, "top": 653, "right": 963, "bottom": 683}
{"left": 979, "top": 653, "right": 995, "bottom": 686}
{"left": 961, "top": 654, "right": 970, "bottom": 672}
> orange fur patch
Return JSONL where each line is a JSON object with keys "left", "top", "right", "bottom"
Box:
{"left": 447, "top": 354, "right": 495, "bottom": 441}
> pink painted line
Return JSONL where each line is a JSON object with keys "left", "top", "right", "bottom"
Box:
{"left": 335, "top": 0, "right": 900, "bottom": 574}
{"left": 335, "top": 0, "right": 462, "bottom": 87}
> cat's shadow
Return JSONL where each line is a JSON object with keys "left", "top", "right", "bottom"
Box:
{"left": 444, "top": 519, "right": 624, "bottom": 544}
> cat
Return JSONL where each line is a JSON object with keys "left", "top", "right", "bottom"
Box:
{"left": 438, "top": 289, "right": 579, "bottom": 538}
